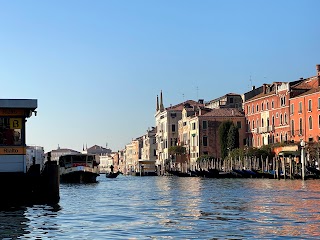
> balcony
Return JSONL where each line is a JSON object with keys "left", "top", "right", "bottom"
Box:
{"left": 258, "top": 125, "right": 274, "bottom": 133}
{"left": 293, "top": 129, "right": 304, "bottom": 137}
{"left": 251, "top": 128, "right": 259, "bottom": 134}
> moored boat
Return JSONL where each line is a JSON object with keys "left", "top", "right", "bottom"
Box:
{"left": 59, "top": 154, "right": 99, "bottom": 183}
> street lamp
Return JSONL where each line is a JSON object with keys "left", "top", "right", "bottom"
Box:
{"left": 300, "top": 140, "right": 306, "bottom": 180}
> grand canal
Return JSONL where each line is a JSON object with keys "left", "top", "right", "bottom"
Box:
{"left": 1, "top": 176, "right": 320, "bottom": 239}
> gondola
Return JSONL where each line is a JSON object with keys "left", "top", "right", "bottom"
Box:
{"left": 106, "top": 171, "right": 121, "bottom": 178}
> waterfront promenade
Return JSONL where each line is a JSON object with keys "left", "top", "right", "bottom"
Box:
{"left": 1, "top": 175, "right": 320, "bottom": 239}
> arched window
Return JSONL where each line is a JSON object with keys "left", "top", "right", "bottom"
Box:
{"left": 308, "top": 99, "right": 312, "bottom": 111}
{"left": 272, "top": 116, "right": 275, "bottom": 126}
{"left": 284, "top": 113, "right": 287, "bottom": 124}
{"left": 309, "top": 116, "right": 313, "bottom": 129}
{"left": 262, "top": 118, "right": 264, "bottom": 127}
{"left": 299, "top": 118, "right": 303, "bottom": 135}
{"left": 285, "top": 133, "right": 288, "bottom": 142}
{"left": 256, "top": 105, "right": 259, "bottom": 112}
{"left": 291, "top": 119, "right": 294, "bottom": 136}
{"left": 252, "top": 104, "right": 254, "bottom": 113}
{"left": 280, "top": 114, "right": 283, "bottom": 125}
{"left": 261, "top": 102, "right": 264, "bottom": 111}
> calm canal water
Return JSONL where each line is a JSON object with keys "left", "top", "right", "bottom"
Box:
{"left": 1, "top": 175, "right": 320, "bottom": 239}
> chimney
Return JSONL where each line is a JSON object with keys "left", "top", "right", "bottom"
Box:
{"left": 198, "top": 99, "right": 204, "bottom": 104}
{"left": 317, "top": 64, "right": 320, "bottom": 86}
{"left": 252, "top": 85, "right": 255, "bottom": 90}
{"left": 263, "top": 84, "right": 267, "bottom": 94}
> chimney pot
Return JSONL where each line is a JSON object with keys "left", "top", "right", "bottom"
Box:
{"left": 316, "top": 64, "right": 320, "bottom": 75}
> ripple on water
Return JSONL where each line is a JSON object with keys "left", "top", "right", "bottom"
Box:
{"left": 2, "top": 177, "right": 320, "bottom": 239}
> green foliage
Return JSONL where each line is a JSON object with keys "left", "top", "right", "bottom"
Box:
{"left": 196, "top": 155, "right": 215, "bottom": 163}
{"left": 168, "top": 146, "right": 186, "bottom": 155}
{"left": 218, "top": 120, "right": 233, "bottom": 159}
{"left": 227, "top": 124, "right": 239, "bottom": 150}
{"left": 219, "top": 120, "right": 239, "bottom": 159}
{"left": 229, "top": 145, "right": 275, "bottom": 161}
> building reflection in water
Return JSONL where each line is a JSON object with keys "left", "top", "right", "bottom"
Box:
{"left": 0, "top": 207, "right": 29, "bottom": 238}
{"left": 247, "top": 180, "right": 320, "bottom": 238}
{"left": 154, "top": 177, "right": 202, "bottom": 230}
{"left": 0, "top": 204, "right": 61, "bottom": 239}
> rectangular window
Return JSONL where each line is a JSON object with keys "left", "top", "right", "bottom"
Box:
{"left": 237, "top": 121, "right": 241, "bottom": 128}
{"left": 203, "top": 121, "right": 207, "bottom": 129}
{"left": 318, "top": 98, "right": 320, "bottom": 109}
{"left": 203, "top": 136, "right": 208, "bottom": 146}
{"left": 192, "top": 122, "right": 196, "bottom": 130}
{"left": 229, "top": 97, "right": 234, "bottom": 103}
{"left": 291, "top": 120, "right": 294, "bottom": 136}
{"left": 172, "top": 124, "right": 176, "bottom": 132}
{"left": 290, "top": 104, "right": 294, "bottom": 115}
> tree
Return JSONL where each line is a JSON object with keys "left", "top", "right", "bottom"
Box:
{"left": 168, "top": 146, "right": 186, "bottom": 156}
{"left": 218, "top": 120, "right": 233, "bottom": 159}
{"left": 227, "top": 124, "right": 239, "bottom": 151}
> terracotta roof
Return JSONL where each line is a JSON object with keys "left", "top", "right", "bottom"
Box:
{"left": 166, "top": 100, "right": 204, "bottom": 111}
{"left": 291, "top": 77, "right": 318, "bottom": 90}
{"left": 291, "top": 86, "right": 320, "bottom": 98}
{"left": 246, "top": 90, "right": 275, "bottom": 102}
{"left": 201, "top": 108, "right": 244, "bottom": 117}
{"left": 87, "top": 145, "right": 108, "bottom": 151}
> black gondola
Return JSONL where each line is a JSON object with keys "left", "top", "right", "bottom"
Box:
{"left": 106, "top": 171, "right": 121, "bottom": 178}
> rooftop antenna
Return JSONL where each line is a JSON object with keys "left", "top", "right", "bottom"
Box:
{"left": 248, "top": 75, "right": 253, "bottom": 90}
{"left": 182, "top": 93, "right": 185, "bottom": 101}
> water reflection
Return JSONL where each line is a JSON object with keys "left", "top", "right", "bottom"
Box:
{"left": 247, "top": 180, "right": 320, "bottom": 239}
{"left": 3, "top": 177, "right": 320, "bottom": 239}
{"left": 22, "top": 204, "right": 61, "bottom": 239}
{"left": 0, "top": 207, "right": 29, "bottom": 239}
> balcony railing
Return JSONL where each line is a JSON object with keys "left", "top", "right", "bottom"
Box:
{"left": 251, "top": 128, "right": 259, "bottom": 134}
{"left": 292, "top": 129, "right": 304, "bottom": 137}
{"left": 257, "top": 125, "right": 274, "bottom": 133}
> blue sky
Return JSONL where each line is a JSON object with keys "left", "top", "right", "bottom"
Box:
{"left": 0, "top": 0, "right": 319, "bottom": 152}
